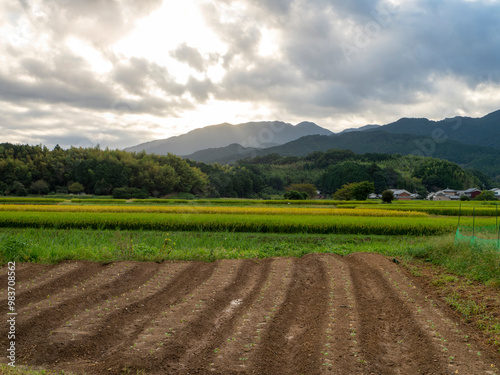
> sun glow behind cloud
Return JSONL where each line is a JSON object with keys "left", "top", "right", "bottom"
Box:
{"left": 114, "top": 1, "right": 225, "bottom": 83}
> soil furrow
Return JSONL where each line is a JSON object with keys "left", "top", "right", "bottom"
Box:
{"left": 49, "top": 261, "right": 186, "bottom": 340}
{"left": 0, "top": 261, "right": 102, "bottom": 314}
{"left": 210, "top": 258, "right": 294, "bottom": 374}
{"left": 179, "top": 258, "right": 273, "bottom": 374}
{"left": 253, "top": 254, "right": 330, "bottom": 375}
{"left": 46, "top": 261, "right": 217, "bottom": 370}
{"left": 0, "top": 262, "right": 79, "bottom": 299}
{"left": 0, "top": 262, "right": 50, "bottom": 287}
{"left": 345, "top": 253, "right": 447, "bottom": 374}
{"left": 320, "top": 254, "right": 364, "bottom": 374}
{"left": 2, "top": 255, "right": 499, "bottom": 375}
{"left": 81, "top": 259, "right": 234, "bottom": 374}
{"left": 120, "top": 259, "right": 264, "bottom": 374}
{"left": 360, "top": 253, "right": 500, "bottom": 374}
{"left": 13, "top": 262, "right": 162, "bottom": 363}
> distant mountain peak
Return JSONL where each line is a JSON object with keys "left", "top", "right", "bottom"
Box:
{"left": 124, "top": 120, "right": 333, "bottom": 156}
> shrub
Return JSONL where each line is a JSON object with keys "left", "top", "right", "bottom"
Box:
{"left": 283, "top": 191, "right": 308, "bottom": 200}
{"left": 112, "top": 187, "right": 150, "bottom": 199}
{"left": 382, "top": 190, "right": 395, "bottom": 204}
{"left": 0, "top": 238, "right": 36, "bottom": 262}
{"left": 334, "top": 181, "right": 374, "bottom": 201}
{"left": 68, "top": 182, "right": 85, "bottom": 194}
{"left": 29, "top": 180, "right": 50, "bottom": 195}
{"left": 285, "top": 183, "right": 317, "bottom": 198}
{"left": 10, "top": 182, "right": 27, "bottom": 197}
{"left": 475, "top": 191, "right": 498, "bottom": 201}
{"left": 352, "top": 181, "right": 375, "bottom": 201}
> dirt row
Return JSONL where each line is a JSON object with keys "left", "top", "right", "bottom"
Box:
{"left": 1, "top": 254, "right": 499, "bottom": 374}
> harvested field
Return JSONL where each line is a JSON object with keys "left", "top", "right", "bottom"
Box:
{"left": 1, "top": 254, "right": 499, "bottom": 375}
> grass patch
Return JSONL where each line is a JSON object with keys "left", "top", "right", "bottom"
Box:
{"left": 401, "top": 257, "right": 500, "bottom": 354}
{"left": 1, "top": 210, "right": 491, "bottom": 235}
{"left": 404, "top": 236, "right": 500, "bottom": 284}
{"left": 0, "top": 228, "right": 432, "bottom": 264}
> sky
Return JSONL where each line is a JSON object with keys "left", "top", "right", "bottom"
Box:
{"left": 1, "top": 0, "right": 500, "bottom": 149}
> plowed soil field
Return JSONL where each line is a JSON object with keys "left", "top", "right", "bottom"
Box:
{"left": 1, "top": 254, "right": 499, "bottom": 375}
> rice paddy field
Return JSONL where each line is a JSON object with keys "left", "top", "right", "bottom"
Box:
{"left": 0, "top": 198, "right": 498, "bottom": 263}
{"left": 0, "top": 198, "right": 499, "bottom": 374}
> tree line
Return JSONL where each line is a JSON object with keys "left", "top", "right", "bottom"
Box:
{"left": 0, "top": 144, "right": 492, "bottom": 199}
{"left": 0, "top": 144, "right": 207, "bottom": 197}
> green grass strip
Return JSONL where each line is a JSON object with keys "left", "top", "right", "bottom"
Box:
{"left": 0, "top": 211, "right": 488, "bottom": 235}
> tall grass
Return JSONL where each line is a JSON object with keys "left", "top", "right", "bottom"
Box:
{"left": 0, "top": 211, "right": 465, "bottom": 235}
{"left": 0, "top": 198, "right": 65, "bottom": 205}
{"left": 356, "top": 205, "right": 500, "bottom": 216}
{"left": 2, "top": 228, "right": 497, "bottom": 288}
{"left": 0, "top": 228, "right": 431, "bottom": 264}
{"left": 404, "top": 236, "right": 500, "bottom": 285}
{"left": 0, "top": 204, "right": 428, "bottom": 217}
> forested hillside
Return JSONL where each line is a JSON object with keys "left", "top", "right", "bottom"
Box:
{"left": 0, "top": 144, "right": 492, "bottom": 199}
{"left": 0, "top": 144, "right": 207, "bottom": 197}
{"left": 189, "top": 150, "right": 492, "bottom": 198}
{"left": 184, "top": 131, "right": 500, "bottom": 181}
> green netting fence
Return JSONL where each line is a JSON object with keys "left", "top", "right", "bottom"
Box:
{"left": 454, "top": 205, "right": 500, "bottom": 250}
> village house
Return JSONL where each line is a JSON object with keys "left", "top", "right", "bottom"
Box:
{"left": 389, "top": 189, "right": 412, "bottom": 200}
{"left": 427, "top": 188, "right": 482, "bottom": 200}
{"left": 461, "top": 188, "right": 482, "bottom": 199}
{"left": 431, "top": 191, "right": 452, "bottom": 201}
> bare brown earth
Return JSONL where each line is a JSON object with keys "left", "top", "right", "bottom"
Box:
{"left": 1, "top": 253, "right": 499, "bottom": 375}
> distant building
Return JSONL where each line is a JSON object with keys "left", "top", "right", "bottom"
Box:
{"left": 462, "top": 188, "right": 482, "bottom": 199}
{"left": 389, "top": 189, "right": 412, "bottom": 200}
{"left": 442, "top": 188, "right": 459, "bottom": 197}
{"left": 432, "top": 191, "right": 451, "bottom": 201}
{"left": 429, "top": 188, "right": 481, "bottom": 200}
{"left": 491, "top": 188, "right": 500, "bottom": 199}
{"left": 313, "top": 190, "right": 327, "bottom": 199}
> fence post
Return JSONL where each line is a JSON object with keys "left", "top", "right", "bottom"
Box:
{"left": 457, "top": 203, "right": 462, "bottom": 227}
{"left": 473, "top": 207, "right": 475, "bottom": 238}
{"left": 497, "top": 204, "right": 499, "bottom": 249}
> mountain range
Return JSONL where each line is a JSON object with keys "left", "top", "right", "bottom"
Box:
{"left": 124, "top": 121, "right": 332, "bottom": 156}
{"left": 125, "top": 110, "right": 500, "bottom": 180}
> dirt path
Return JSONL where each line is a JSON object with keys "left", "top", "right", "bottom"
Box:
{"left": 1, "top": 254, "right": 499, "bottom": 375}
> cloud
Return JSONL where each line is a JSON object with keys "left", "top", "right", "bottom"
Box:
{"left": 199, "top": 0, "right": 500, "bottom": 119}
{"left": 1, "top": 0, "right": 500, "bottom": 149}
{"left": 18, "top": 0, "right": 163, "bottom": 43}
{"left": 171, "top": 43, "right": 207, "bottom": 72}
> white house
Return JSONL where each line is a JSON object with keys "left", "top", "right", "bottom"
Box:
{"left": 491, "top": 188, "right": 500, "bottom": 198}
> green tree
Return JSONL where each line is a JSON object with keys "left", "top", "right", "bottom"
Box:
{"left": 68, "top": 182, "right": 85, "bottom": 194}
{"left": 351, "top": 181, "right": 375, "bottom": 201}
{"left": 333, "top": 183, "right": 355, "bottom": 201}
{"left": 286, "top": 183, "right": 317, "bottom": 198}
{"left": 320, "top": 161, "right": 372, "bottom": 194}
{"left": 475, "top": 191, "right": 498, "bottom": 201}
{"left": 10, "top": 181, "right": 27, "bottom": 196}
{"left": 284, "top": 190, "right": 308, "bottom": 200}
{"left": 382, "top": 190, "right": 395, "bottom": 204}
{"left": 29, "top": 180, "right": 49, "bottom": 195}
